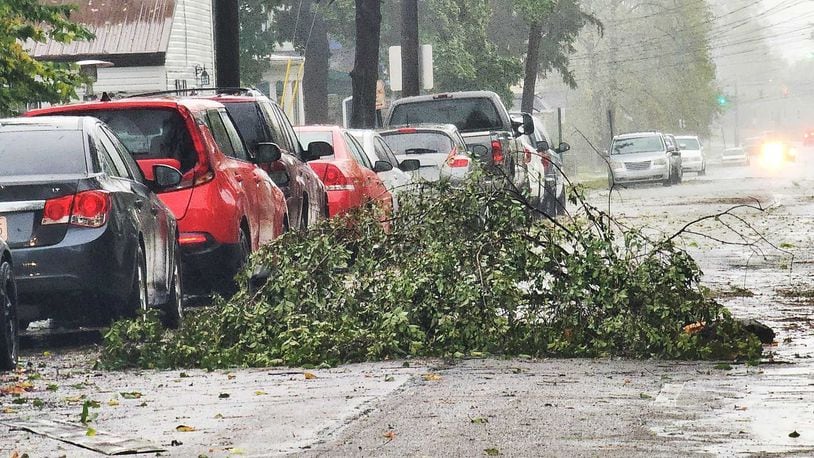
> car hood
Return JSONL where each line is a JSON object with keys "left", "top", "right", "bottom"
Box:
{"left": 610, "top": 152, "right": 666, "bottom": 162}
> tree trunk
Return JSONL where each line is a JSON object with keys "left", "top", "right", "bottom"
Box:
{"left": 350, "top": 0, "right": 382, "bottom": 128}
{"left": 303, "top": 9, "right": 329, "bottom": 124}
{"left": 521, "top": 21, "right": 543, "bottom": 113}
{"left": 401, "top": 0, "right": 420, "bottom": 97}
{"left": 213, "top": 0, "right": 240, "bottom": 87}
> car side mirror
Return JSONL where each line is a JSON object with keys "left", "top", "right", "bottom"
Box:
{"left": 153, "top": 164, "right": 182, "bottom": 189}
{"left": 667, "top": 144, "right": 676, "bottom": 153}
{"left": 399, "top": 159, "right": 420, "bottom": 172}
{"left": 307, "top": 141, "right": 334, "bottom": 160}
{"left": 671, "top": 150, "right": 681, "bottom": 157}
{"left": 556, "top": 142, "right": 571, "bottom": 153}
{"left": 373, "top": 160, "right": 394, "bottom": 173}
{"left": 536, "top": 140, "right": 550, "bottom": 152}
{"left": 255, "top": 142, "right": 282, "bottom": 164}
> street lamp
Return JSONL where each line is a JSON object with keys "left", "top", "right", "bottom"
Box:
{"left": 195, "top": 65, "right": 210, "bottom": 87}
{"left": 76, "top": 60, "right": 113, "bottom": 100}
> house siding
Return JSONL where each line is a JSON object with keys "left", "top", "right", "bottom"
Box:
{"left": 165, "top": 0, "right": 216, "bottom": 89}
{"left": 85, "top": 66, "right": 168, "bottom": 97}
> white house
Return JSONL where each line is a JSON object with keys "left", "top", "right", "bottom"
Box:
{"left": 28, "top": 0, "right": 215, "bottom": 97}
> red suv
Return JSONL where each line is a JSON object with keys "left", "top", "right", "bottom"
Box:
{"left": 27, "top": 98, "right": 288, "bottom": 295}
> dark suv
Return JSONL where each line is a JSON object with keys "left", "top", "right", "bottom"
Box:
{"left": 203, "top": 92, "right": 328, "bottom": 230}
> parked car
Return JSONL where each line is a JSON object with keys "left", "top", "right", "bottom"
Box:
{"left": 676, "top": 135, "right": 706, "bottom": 175}
{"left": 379, "top": 125, "right": 474, "bottom": 184}
{"left": 294, "top": 126, "right": 393, "bottom": 220}
{"left": 664, "top": 134, "right": 684, "bottom": 184}
{"left": 607, "top": 132, "right": 682, "bottom": 187}
{"left": 26, "top": 98, "right": 288, "bottom": 296}
{"left": 348, "top": 129, "right": 418, "bottom": 212}
{"left": 511, "top": 113, "right": 570, "bottom": 216}
{"left": 0, "top": 240, "right": 17, "bottom": 370}
{"left": 201, "top": 91, "right": 328, "bottom": 231}
{"left": 385, "top": 91, "right": 531, "bottom": 191}
{"left": 721, "top": 146, "right": 749, "bottom": 166}
{"left": 0, "top": 117, "right": 183, "bottom": 328}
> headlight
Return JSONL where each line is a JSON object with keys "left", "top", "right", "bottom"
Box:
{"left": 653, "top": 158, "right": 667, "bottom": 166}
{"left": 762, "top": 142, "right": 784, "bottom": 167}
{"left": 610, "top": 160, "right": 624, "bottom": 170}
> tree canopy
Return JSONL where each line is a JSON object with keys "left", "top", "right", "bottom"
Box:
{"left": 0, "top": 0, "right": 92, "bottom": 115}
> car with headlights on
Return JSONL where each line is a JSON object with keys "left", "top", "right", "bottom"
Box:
{"left": 0, "top": 117, "right": 183, "bottom": 328}
{"left": 676, "top": 135, "right": 706, "bottom": 175}
{"left": 607, "top": 132, "right": 681, "bottom": 187}
{"left": 0, "top": 240, "right": 17, "bottom": 371}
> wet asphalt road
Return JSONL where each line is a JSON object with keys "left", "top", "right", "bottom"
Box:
{"left": 3, "top": 145, "right": 814, "bottom": 457}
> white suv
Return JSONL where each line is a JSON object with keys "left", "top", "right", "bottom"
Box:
{"left": 676, "top": 135, "right": 706, "bottom": 175}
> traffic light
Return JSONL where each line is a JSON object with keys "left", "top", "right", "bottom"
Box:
{"left": 717, "top": 95, "right": 728, "bottom": 107}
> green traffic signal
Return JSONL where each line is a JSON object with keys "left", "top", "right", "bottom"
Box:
{"left": 717, "top": 95, "right": 728, "bottom": 106}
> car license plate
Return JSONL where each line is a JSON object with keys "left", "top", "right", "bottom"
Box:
{"left": 0, "top": 216, "right": 7, "bottom": 242}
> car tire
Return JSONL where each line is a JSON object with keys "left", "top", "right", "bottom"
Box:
{"left": 0, "top": 260, "right": 18, "bottom": 371}
{"left": 126, "top": 243, "right": 148, "bottom": 318}
{"left": 159, "top": 244, "right": 183, "bottom": 329}
{"left": 300, "top": 197, "right": 309, "bottom": 231}
{"left": 556, "top": 187, "right": 567, "bottom": 216}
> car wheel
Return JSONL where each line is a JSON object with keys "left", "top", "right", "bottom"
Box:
{"left": 556, "top": 187, "right": 567, "bottom": 216}
{"left": 238, "top": 228, "right": 251, "bottom": 270}
{"left": 0, "top": 260, "right": 18, "bottom": 371}
{"left": 300, "top": 198, "right": 309, "bottom": 231}
{"left": 698, "top": 164, "right": 706, "bottom": 176}
{"left": 159, "top": 244, "right": 183, "bottom": 329}
{"left": 127, "top": 244, "right": 149, "bottom": 317}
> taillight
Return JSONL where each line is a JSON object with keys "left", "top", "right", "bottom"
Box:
{"left": 42, "top": 191, "right": 110, "bottom": 228}
{"left": 491, "top": 140, "right": 504, "bottom": 164}
{"left": 323, "top": 164, "right": 354, "bottom": 191}
{"left": 446, "top": 149, "right": 471, "bottom": 168}
{"left": 178, "top": 232, "right": 210, "bottom": 246}
{"left": 42, "top": 195, "right": 74, "bottom": 225}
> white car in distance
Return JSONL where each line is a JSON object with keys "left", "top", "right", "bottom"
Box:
{"left": 676, "top": 135, "right": 706, "bottom": 175}
{"left": 348, "top": 129, "right": 417, "bottom": 213}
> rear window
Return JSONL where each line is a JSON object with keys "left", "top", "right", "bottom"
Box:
{"left": 65, "top": 109, "right": 198, "bottom": 173}
{"left": 0, "top": 130, "right": 87, "bottom": 176}
{"left": 381, "top": 131, "right": 455, "bottom": 156}
{"left": 295, "top": 130, "right": 335, "bottom": 161}
{"left": 389, "top": 98, "right": 502, "bottom": 133}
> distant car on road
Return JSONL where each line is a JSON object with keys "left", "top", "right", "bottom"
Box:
{"left": 607, "top": 132, "right": 682, "bottom": 187}
{"left": 27, "top": 97, "right": 289, "bottom": 296}
{"left": 0, "top": 240, "right": 17, "bottom": 371}
{"left": 804, "top": 129, "right": 814, "bottom": 147}
{"left": 379, "top": 125, "right": 474, "bottom": 184}
{"left": 721, "top": 147, "right": 749, "bottom": 166}
{"left": 0, "top": 117, "right": 183, "bottom": 329}
{"left": 676, "top": 135, "right": 706, "bottom": 175}
{"left": 348, "top": 129, "right": 418, "bottom": 213}
{"left": 511, "top": 113, "right": 570, "bottom": 216}
{"left": 294, "top": 126, "right": 393, "bottom": 220}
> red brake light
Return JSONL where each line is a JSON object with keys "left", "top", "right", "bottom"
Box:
{"left": 42, "top": 195, "right": 74, "bottom": 225}
{"left": 446, "top": 149, "right": 470, "bottom": 168}
{"left": 42, "top": 191, "right": 110, "bottom": 228}
{"left": 491, "top": 140, "right": 504, "bottom": 164}
{"left": 323, "top": 164, "right": 354, "bottom": 191}
{"left": 398, "top": 128, "right": 417, "bottom": 134}
{"left": 179, "top": 232, "right": 210, "bottom": 245}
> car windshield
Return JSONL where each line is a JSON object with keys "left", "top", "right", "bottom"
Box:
{"left": 381, "top": 131, "right": 455, "bottom": 155}
{"left": 389, "top": 98, "right": 502, "bottom": 133}
{"left": 0, "top": 130, "right": 87, "bottom": 176}
{"left": 678, "top": 138, "right": 701, "bottom": 150}
{"left": 296, "top": 130, "right": 336, "bottom": 161}
{"left": 611, "top": 136, "right": 664, "bottom": 155}
{"left": 66, "top": 108, "right": 198, "bottom": 173}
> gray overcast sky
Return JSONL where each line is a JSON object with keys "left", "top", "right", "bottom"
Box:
{"left": 760, "top": 0, "right": 814, "bottom": 62}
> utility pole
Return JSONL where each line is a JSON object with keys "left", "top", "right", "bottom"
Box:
{"left": 213, "top": 0, "right": 240, "bottom": 88}
{"left": 401, "top": 0, "right": 420, "bottom": 97}
{"left": 734, "top": 82, "right": 740, "bottom": 146}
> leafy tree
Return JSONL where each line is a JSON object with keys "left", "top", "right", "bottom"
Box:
{"left": 0, "top": 0, "right": 92, "bottom": 115}
{"left": 240, "top": 0, "right": 282, "bottom": 86}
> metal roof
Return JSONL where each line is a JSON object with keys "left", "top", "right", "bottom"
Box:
{"left": 28, "top": 0, "right": 175, "bottom": 62}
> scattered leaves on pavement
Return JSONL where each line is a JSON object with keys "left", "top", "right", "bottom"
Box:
{"left": 384, "top": 375, "right": 395, "bottom": 382}
{"left": 422, "top": 373, "right": 442, "bottom": 382}
{"left": 471, "top": 417, "right": 489, "bottom": 424}
{"left": 383, "top": 431, "right": 397, "bottom": 441}
{"left": 713, "top": 363, "right": 733, "bottom": 371}
{"left": 119, "top": 391, "right": 142, "bottom": 399}
{"left": 789, "top": 431, "right": 800, "bottom": 438}
{"left": 218, "top": 393, "right": 230, "bottom": 399}
{"left": 85, "top": 427, "right": 96, "bottom": 437}
{"left": 484, "top": 448, "right": 501, "bottom": 456}
{"left": 304, "top": 372, "right": 317, "bottom": 380}
{"left": 254, "top": 390, "right": 267, "bottom": 396}
{"left": 176, "top": 425, "right": 196, "bottom": 432}
{"left": 640, "top": 393, "right": 653, "bottom": 400}
{"left": 45, "top": 384, "right": 59, "bottom": 392}
{"left": 108, "top": 399, "right": 120, "bottom": 407}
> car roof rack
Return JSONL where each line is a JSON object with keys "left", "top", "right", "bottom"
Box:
{"left": 122, "top": 87, "right": 264, "bottom": 99}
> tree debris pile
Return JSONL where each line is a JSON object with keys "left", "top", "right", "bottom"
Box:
{"left": 101, "top": 180, "right": 761, "bottom": 369}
